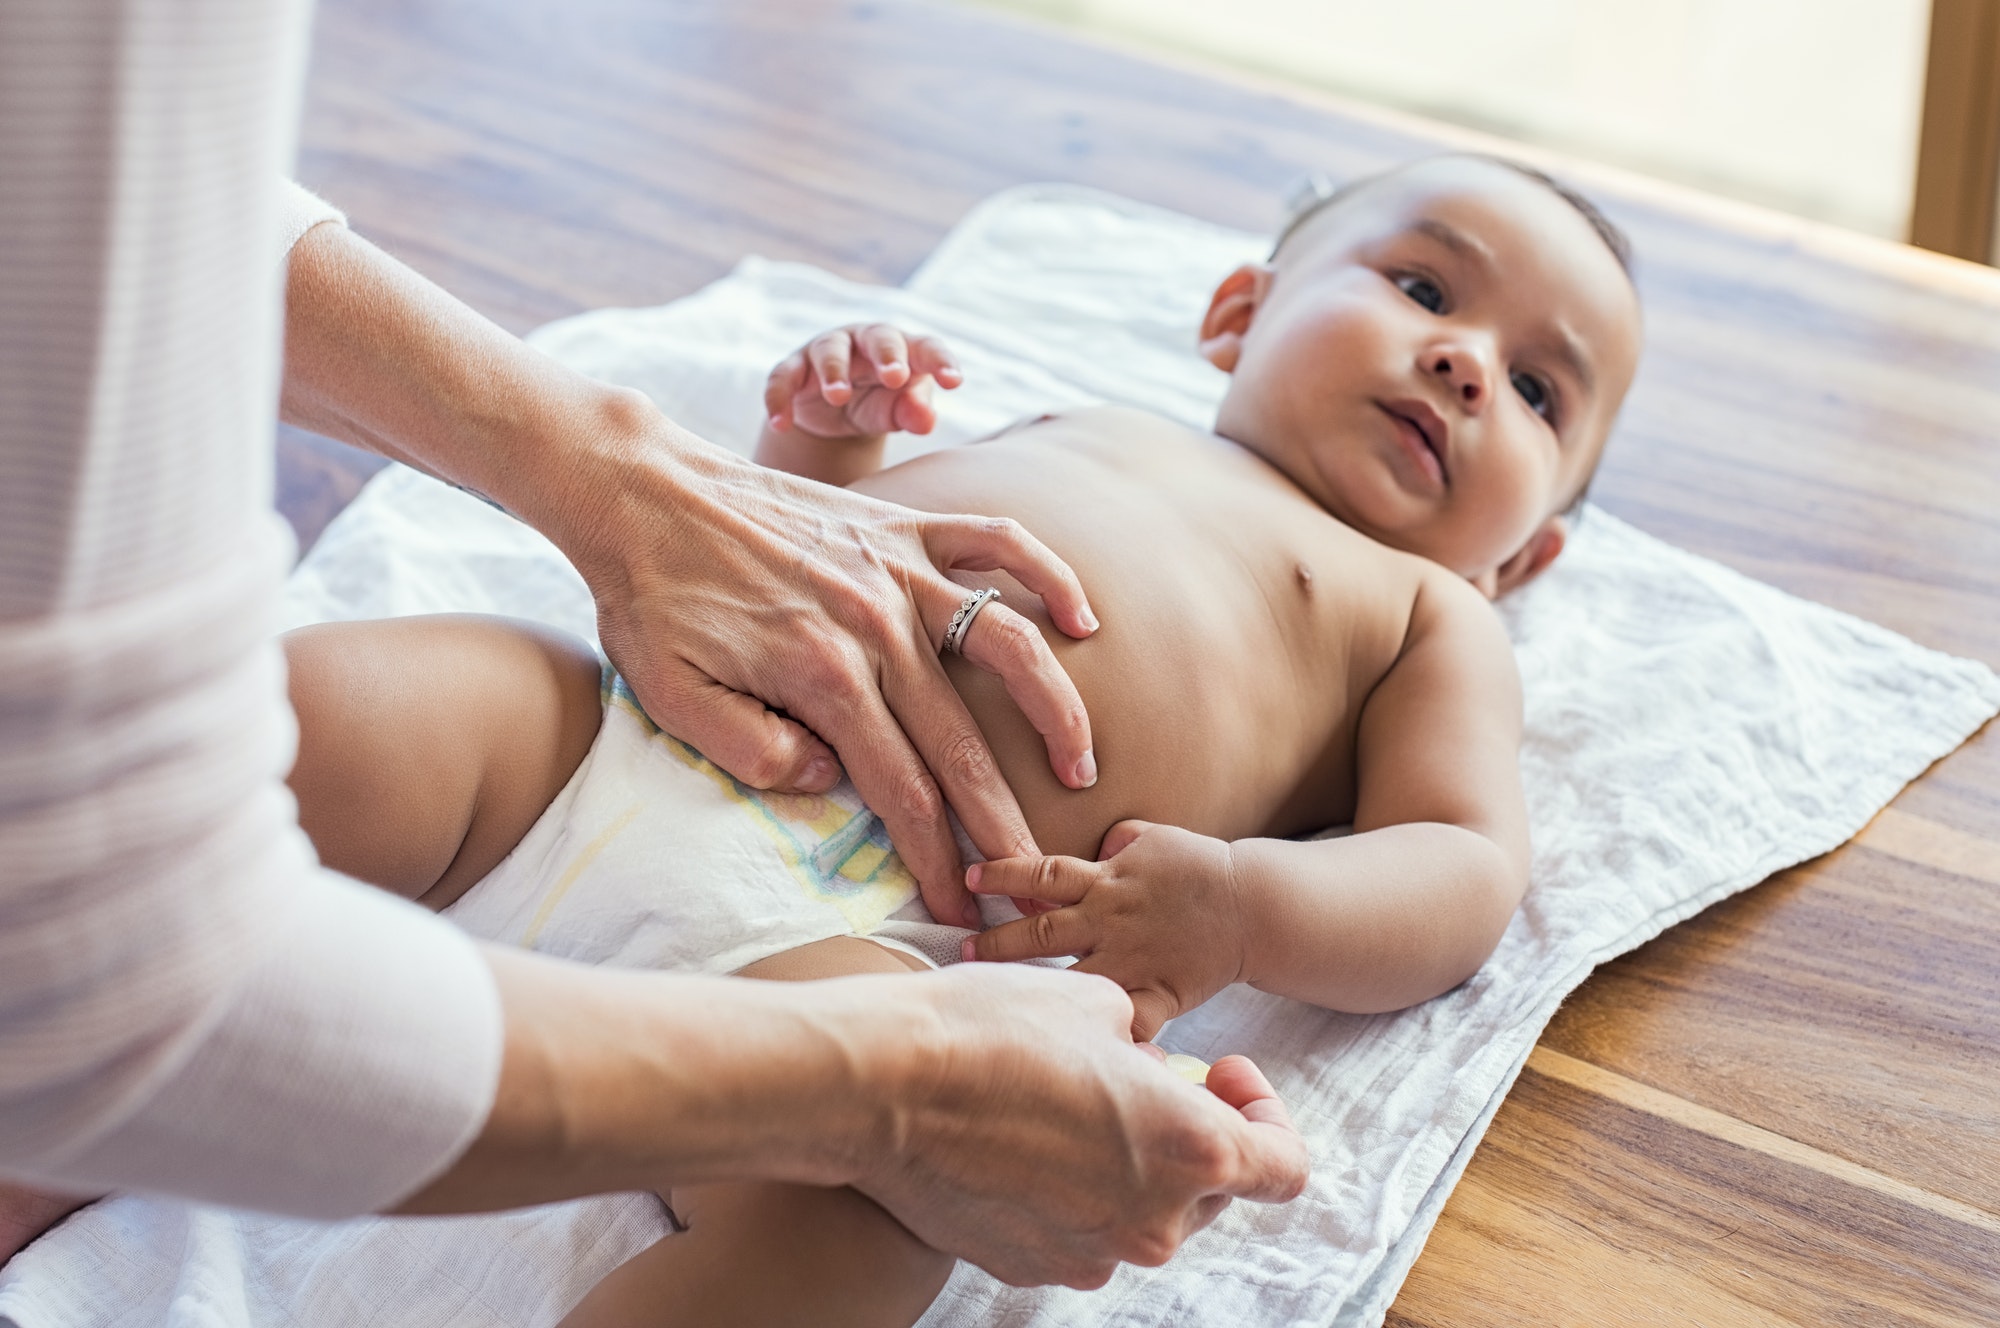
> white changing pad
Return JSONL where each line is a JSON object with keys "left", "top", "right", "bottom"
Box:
{"left": 5, "top": 185, "right": 1996, "bottom": 1328}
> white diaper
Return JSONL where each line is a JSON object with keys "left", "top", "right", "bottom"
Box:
{"left": 445, "top": 672, "right": 1003, "bottom": 973}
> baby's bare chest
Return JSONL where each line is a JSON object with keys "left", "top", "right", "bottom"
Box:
{"left": 859, "top": 412, "right": 1422, "bottom": 853}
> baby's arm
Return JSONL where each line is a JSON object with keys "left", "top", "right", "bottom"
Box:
{"left": 1226, "top": 572, "right": 1529, "bottom": 1012}
{"left": 968, "top": 571, "right": 1529, "bottom": 1036}
{"left": 753, "top": 324, "right": 961, "bottom": 487}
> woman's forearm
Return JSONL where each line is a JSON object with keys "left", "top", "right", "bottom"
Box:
{"left": 400, "top": 949, "right": 1311, "bottom": 1294}
{"left": 280, "top": 222, "right": 681, "bottom": 532}
{"left": 394, "top": 948, "right": 908, "bottom": 1212}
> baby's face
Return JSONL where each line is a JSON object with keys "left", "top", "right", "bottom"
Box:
{"left": 1204, "top": 159, "right": 1642, "bottom": 593}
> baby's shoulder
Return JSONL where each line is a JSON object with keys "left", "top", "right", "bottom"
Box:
{"left": 1396, "top": 560, "right": 1518, "bottom": 678}
{"left": 1305, "top": 539, "right": 1509, "bottom": 677}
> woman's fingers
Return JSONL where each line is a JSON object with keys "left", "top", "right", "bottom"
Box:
{"left": 794, "top": 639, "right": 1021, "bottom": 925}
{"left": 619, "top": 653, "right": 843, "bottom": 794}
{"left": 927, "top": 515, "right": 1098, "bottom": 640}
{"left": 951, "top": 599, "right": 1095, "bottom": 789}
{"left": 866, "top": 649, "right": 1040, "bottom": 916}
{"left": 1200, "top": 1056, "right": 1309, "bottom": 1203}
{"left": 964, "top": 904, "right": 1095, "bottom": 963}
{"left": 581, "top": 452, "right": 1089, "bottom": 921}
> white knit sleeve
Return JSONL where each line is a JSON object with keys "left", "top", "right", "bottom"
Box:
{"left": 0, "top": 0, "right": 504, "bottom": 1215}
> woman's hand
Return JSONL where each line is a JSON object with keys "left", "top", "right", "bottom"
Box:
{"left": 849, "top": 964, "right": 1309, "bottom": 1288}
{"left": 401, "top": 952, "right": 1311, "bottom": 1290}
{"left": 282, "top": 225, "right": 1098, "bottom": 927}
{"left": 962, "top": 821, "right": 1251, "bottom": 1040}
{"left": 566, "top": 404, "right": 1099, "bottom": 924}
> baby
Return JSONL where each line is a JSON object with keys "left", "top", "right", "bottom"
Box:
{"left": 293, "top": 153, "right": 1642, "bottom": 1324}
{"left": 746, "top": 152, "right": 1642, "bottom": 1025}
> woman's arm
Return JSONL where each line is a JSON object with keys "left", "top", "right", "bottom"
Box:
{"left": 402, "top": 950, "right": 1310, "bottom": 1292}
{"left": 282, "top": 228, "right": 1081, "bottom": 921}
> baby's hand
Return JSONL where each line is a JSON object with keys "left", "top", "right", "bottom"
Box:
{"left": 764, "top": 323, "right": 962, "bottom": 440}
{"left": 961, "top": 821, "right": 1250, "bottom": 1041}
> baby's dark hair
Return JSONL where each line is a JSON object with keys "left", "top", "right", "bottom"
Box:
{"left": 1272, "top": 154, "right": 1634, "bottom": 277}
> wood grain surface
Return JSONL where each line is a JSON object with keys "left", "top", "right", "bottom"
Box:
{"left": 286, "top": 1, "right": 2000, "bottom": 1321}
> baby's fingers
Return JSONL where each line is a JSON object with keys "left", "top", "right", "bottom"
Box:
{"left": 962, "top": 906, "right": 1095, "bottom": 964}
{"left": 763, "top": 350, "right": 812, "bottom": 430}
{"left": 967, "top": 853, "right": 1098, "bottom": 906}
{"left": 890, "top": 376, "right": 943, "bottom": 436}
{"left": 856, "top": 324, "right": 912, "bottom": 389}
{"left": 907, "top": 333, "right": 963, "bottom": 390}
{"left": 1118, "top": 985, "right": 1179, "bottom": 1043}
{"left": 806, "top": 330, "right": 857, "bottom": 404}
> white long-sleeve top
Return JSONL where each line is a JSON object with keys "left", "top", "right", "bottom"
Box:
{"left": 0, "top": 0, "right": 504, "bottom": 1216}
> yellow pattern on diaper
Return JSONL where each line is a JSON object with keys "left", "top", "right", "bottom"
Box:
{"left": 605, "top": 676, "right": 919, "bottom": 932}
{"left": 520, "top": 801, "right": 643, "bottom": 949}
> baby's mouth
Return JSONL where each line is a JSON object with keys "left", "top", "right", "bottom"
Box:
{"left": 1377, "top": 399, "right": 1450, "bottom": 490}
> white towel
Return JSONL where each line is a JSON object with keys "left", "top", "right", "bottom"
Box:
{"left": 4, "top": 185, "right": 1994, "bottom": 1328}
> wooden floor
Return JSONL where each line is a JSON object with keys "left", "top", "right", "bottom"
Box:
{"left": 288, "top": 2, "right": 2000, "bottom": 1322}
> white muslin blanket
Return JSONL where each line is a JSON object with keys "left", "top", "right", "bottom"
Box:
{"left": 4, "top": 185, "right": 1995, "bottom": 1328}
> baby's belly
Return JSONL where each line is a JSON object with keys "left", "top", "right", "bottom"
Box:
{"left": 940, "top": 566, "right": 1323, "bottom": 860}
{"left": 860, "top": 435, "right": 1363, "bottom": 860}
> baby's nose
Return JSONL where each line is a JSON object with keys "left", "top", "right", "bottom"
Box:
{"left": 1429, "top": 352, "right": 1486, "bottom": 406}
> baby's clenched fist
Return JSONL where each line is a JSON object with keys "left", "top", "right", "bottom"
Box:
{"left": 764, "top": 323, "right": 962, "bottom": 441}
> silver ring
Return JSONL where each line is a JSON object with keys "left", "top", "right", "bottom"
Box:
{"left": 942, "top": 587, "right": 1001, "bottom": 656}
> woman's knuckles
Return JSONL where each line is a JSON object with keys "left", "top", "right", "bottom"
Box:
{"left": 888, "top": 767, "right": 945, "bottom": 827}
{"left": 986, "top": 610, "right": 1042, "bottom": 670}
{"left": 936, "top": 728, "right": 998, "bottom": 790}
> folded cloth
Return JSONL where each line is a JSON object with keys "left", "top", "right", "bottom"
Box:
{"left": 5, "top": 185, "right": 1994, "bottom": 1328}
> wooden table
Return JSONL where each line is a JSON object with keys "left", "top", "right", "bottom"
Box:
{"left": 289, "top": 2, "right": 2000, "bottom": 1321}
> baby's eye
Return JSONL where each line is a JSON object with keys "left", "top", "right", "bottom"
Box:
{"left": 1511, "top": 369, "right": 1554, "bottom": 420}
{"left": 1393, "top": 273, "right": 1445, "bottom": 313}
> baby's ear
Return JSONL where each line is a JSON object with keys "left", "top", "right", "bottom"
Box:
{"left": 1482, "top": 517, "right": 1568, "bottom": 599}
{"left": 1198, "top": 263, "right": 1274, "bottom": 373}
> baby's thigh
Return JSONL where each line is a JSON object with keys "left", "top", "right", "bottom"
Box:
{"left": 559, "top": 937, "right": 948, "bottom": 1328}
{"left": 560, "top": 1180, "right": 951, "bottom": 1328}
{"left": 735, "top": 935, "right": 932, "bottom": 980}
{"left": 284, "top": 614, "right": 602, "bottom": 906}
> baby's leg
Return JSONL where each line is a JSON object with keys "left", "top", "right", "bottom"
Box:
{"left": 0, "top": 1183, "right": 95, "bottom": 1266}
{"left": 284, "top": 615, "right": 604, "bottom": 909}
{"left": 559, "top": 937, "right": 954, "bottom": 1328}
{"left": 2, "top": 616, "right": 600, "bottom": 1266}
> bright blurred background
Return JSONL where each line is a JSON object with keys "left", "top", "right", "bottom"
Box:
{"left": 978, "top": 0, "right": 1936, "bottom": 242}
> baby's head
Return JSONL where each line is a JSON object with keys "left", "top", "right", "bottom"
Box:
{"left": 1199, "top": 155, "right": 1642, "bottom": 597}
